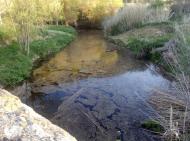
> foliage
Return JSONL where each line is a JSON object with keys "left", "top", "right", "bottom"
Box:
{"left": 5, "top": 0, "right": 39, "bottom": 55}
{"left": 62, "top": 0, "right": 80, "bottom": 25}
{"left": 81, "top": 0, "right": 123, "bottom": 24}
{"left": 62, "top": 0, "right": 123, "bottom": 26}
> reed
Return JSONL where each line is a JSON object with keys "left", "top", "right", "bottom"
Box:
{"left": 103, "top": 3, "right": 171, "bottom": 35}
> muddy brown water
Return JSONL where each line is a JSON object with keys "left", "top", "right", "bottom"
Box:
{"left": 28, "top": 30, "right": 171, "bottom": 141}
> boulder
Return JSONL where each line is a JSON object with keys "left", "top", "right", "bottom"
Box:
{"left": 0, "top": 89, "right": 77, "bottom": 141}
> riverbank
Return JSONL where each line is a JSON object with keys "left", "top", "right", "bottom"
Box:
{"left": 107, "top": 23, "right": 174, "bottom": 65}
{"left": 0, "top": 25, "right": 76, "bottom": 87}
{"left": 106, "top": 19, "right": 190, "bottom": 139}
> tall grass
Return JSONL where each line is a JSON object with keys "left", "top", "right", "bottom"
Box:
{"left": 0, "top": 23, "right": 16, "bottom": 46}
{"left": 103, "top": 3, "right": 171, "bottom": 35}
{"left": 164, "top": 16, "right": 190, "bottom": 141}
{"left": 171, "top": 0, "right": 190, "bottom": 19}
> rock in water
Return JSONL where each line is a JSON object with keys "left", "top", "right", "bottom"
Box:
{"left": 0, "top": 89, "right": 77, "bottom": 141}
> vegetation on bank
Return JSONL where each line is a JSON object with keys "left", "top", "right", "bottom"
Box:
{"left": 0, "top": 0, "right": 190, "bottom": 140}
{"left": 103, "top": 3, "right": 171, "bottom": 36}
{"left": 0, "top": 25, "right": 76, "bottom": 87}
{"left": 164, "top": 18, "right": 190, "bottom": 140}
{"left": 108, "top": 23, "right": 174, "bottom": 62}
{"left": 104, "top": 0, "right": 189, "bottom": 65}
{"left": 0, "top": 0, "right": 124, "bottom": 86}
{"left": 104, "top": 0, "right": 190, "bottom": 140}
{"left": 103, "top": 1, "right": 175, "bottom": 65}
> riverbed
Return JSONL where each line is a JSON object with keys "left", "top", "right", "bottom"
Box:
{"left": 28, "top": 30, "right": 171, "bottom": 141}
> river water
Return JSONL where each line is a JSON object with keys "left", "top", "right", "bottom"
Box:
{"left": 28, "top": 30, "right": 171, "bottom": 141}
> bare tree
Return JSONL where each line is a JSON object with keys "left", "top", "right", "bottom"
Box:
{"left": 9, "top": 0, "right": 38, "bottom": 55}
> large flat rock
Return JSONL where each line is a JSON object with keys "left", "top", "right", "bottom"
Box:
{"left": 0, "top": 89, "right": 77, "bottom": 141}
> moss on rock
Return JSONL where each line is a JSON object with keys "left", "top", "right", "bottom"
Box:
{"left": 141, "top": 120, "right": 165, "bottom": 133}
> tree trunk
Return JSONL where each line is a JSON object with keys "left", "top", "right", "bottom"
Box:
{"left": 0, "top": 14, "right": 2, "bottom": 25}
{"left": 56, "top": 20, "right": 59, "bottom": 26}
{"left": 123, "top": 0, "right": 127, "bottom": 4}
{"left": 63, "top": 0, "right": 69, "bottom": 26}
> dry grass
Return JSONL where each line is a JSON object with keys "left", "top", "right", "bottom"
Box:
{"left": 150, "top": 17, "right": 190, "bottom": 141}
{"left": 103, "top": 3, "right": 171, "bottom": 35}
{"left": 103, "top": 3, "right": 147, "bottom": 35}
{"left": 150, "top": 90, "right": 190, "bottom": 141}
{"left": 145, "top": 7, "right": 171, "bottom": 23}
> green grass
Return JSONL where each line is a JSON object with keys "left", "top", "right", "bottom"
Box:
{"left": 30, "top": 29, "right": 75, "bottom": 58}
{"left": 109, "top": 23, "right": 174, "bottom": 63}
{"left": 0, "top": 25, "right": 76, "bottom": 87}
{"left": 0, "top": 43, "right": 32, "bottom": 86}
{"left": 141, "top": 120, "right": 165, "bottom": 133}
{"left": 47, "top": 25, "right": 76, "bottom": 35}
{"left": 127, "top": 33, "right": 173, "bottom": 57}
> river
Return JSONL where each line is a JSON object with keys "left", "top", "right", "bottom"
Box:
{"left": 27, "top": 30, "right": 171, "bottom": 141}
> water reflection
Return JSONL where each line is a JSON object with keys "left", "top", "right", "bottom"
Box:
{"left": 32, "top": 30, "right": 118, "bottom": 86}
{"left": 30, "top": 65, "right": 170, "bottom": 141}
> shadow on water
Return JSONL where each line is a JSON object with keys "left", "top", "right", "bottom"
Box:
{"left": 28, "top": 30, "right": 171, "bottom": 141}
